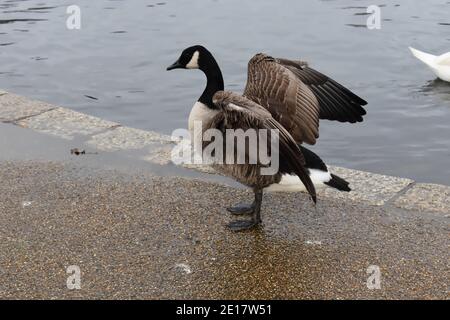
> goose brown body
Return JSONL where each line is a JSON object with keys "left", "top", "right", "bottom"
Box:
{"left": 205, "top": 91, "right": 313, "bottom": 195}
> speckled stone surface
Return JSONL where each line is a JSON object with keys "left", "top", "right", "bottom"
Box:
{"left": 319, "top": 166, "right": 414, "bottom": 206}
{"left": 87, "top": 126, "right": 173, "bottom": 151}
{"left": 142, "top": 144, "right": 176, "bottom": 165}
{"left": 16, "top": 107, "right": 119, "bottom": 140}
{"left": 142, "top": 139, "right": 217, "bottom": 171}
{"left": 0, "top": 161, "right": 447, "bottom": 299}
{"left": 0, "top": 92, "right": 55, "bottom": 122}
{"left": 182, "top": 163, "right": 217, "bottom": 174}
{"left": 394, "top": 183, "right": 450, "bottom": 215}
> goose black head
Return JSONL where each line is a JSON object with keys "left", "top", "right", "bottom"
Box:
{"left": 167, "top": 45, "right": 224, "bottom": 108}
{"left": 166, "top": 45, "right": 213, "bottom": 71}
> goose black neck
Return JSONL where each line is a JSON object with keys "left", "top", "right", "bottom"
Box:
{"left": 198, "top": 53, "right": 224, "bottom": 109}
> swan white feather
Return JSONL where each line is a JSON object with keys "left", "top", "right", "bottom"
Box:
{"left": 409, "top": 47, "right": 450, "bottom": 82}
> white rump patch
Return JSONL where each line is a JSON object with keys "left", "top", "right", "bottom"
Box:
{"left": 186, "top": 50, "right": 200, "bottom": 69}
{"left": 309, "top": 169, "right": 332, "bottom": 184}
{"left": 265, "top": 169, "right": 332, "bottom": 192}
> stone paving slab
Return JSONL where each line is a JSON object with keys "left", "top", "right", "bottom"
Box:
{"left": 319, "top": 166, "right": 414, "bottom": 206}
{"left": 16, "top": 107, "right": 119, "bottom": 140}
{"left": 0, "top": 92, "right": 55, "bottom": 122}
{"left": 141, "top": 144, "right": 175, "bottom": 165}
{"left": 146, "top": 140, "right": 218, "bottom": 171}
{"left": 394, "top": 183, "right": 450, "bottom": 215}
{"left": 87, "top": 126, "right": 172, "bottom": 151}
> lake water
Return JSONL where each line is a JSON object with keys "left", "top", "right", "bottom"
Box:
{"left": 1, "top": 0, "right": 449, "bottom": 185}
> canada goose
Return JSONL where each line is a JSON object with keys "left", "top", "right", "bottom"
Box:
{"left": 409, "top": 47, "right": 450, "bottom": 82}
{"left": 167, "top": 45, "right": 367, "bottom": 231}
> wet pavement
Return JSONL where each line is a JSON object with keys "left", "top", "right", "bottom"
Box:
{"left": 0, "top": 144, "right": 448, "bottom": 298}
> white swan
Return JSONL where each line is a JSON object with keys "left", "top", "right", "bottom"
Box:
{"left": 409, "top": 47, "right": 450, "bottom": 82}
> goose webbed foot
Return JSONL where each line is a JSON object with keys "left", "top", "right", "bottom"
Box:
{"left": 227, "top": 219, "right": 260, "bottom": 231}
{"left": 226, "top": 202, "right": 255, "bottom": 215}
{"left": 227, "top": 189, "right": 263, "bottom": 232}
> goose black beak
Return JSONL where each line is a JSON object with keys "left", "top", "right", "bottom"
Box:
{"left": 166, "top": 60, "right": 183, "bottom": 71}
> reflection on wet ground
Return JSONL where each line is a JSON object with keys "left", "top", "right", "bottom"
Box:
{"left": 0, "top": 0, "right": 449, "bottom": 185}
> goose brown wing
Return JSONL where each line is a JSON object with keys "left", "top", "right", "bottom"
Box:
{"left": 212, "top": 91, "right": 316, "bottom": 202}
{"left": 243, "top": 54, "right": 320, "bottom": 145}
{"left": 275, "top": 57, "right": 367, "bottom": 123}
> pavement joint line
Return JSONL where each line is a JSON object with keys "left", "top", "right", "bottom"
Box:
{"left": 81, "top": 123, "right": 123, "bottom": 141}
{"left": 392, "top": 183, "right": 450, "bottom": 215}
{"left": 383, "top": 180, "right": 417, "bottom": 207}
{"left": 1, "top": 89, "right": 449, "bottom": 214}
{"left": 0, "top": 91, "right": 56, "bottom": 122}
{"left": 57, "top": 123, "right": 125, "bottom": 147}
{"left": 4, "top": 107, "right": 59, "bottom": 124}
{"left": 15, "top": 107, "right": 121, "bottom": 140}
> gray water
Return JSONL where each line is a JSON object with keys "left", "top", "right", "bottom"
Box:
{"left": 1, "top": 0, "right": 449, "bottom": 185}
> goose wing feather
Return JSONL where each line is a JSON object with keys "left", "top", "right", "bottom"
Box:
{"left": 244, "top": 54, "right": 320, "bottom": 145}
{"left": 244, "top": 54, "right": 367, "bottom": 145}
{"left": 277, "top": 58, "right": 367, "bottom": 123}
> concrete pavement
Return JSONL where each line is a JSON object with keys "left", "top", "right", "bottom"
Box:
{"left": 0, "top": 160, "right": 448, "bottom": 299}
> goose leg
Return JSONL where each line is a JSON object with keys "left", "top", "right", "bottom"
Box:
{"left": 227, "top": 190, "right": 263, "bottom": 231}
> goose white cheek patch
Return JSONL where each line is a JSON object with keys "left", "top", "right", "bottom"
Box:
{"left": 186, "top": 51, "right": 200, "bottom": 69}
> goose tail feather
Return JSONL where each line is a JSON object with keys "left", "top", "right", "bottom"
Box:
{"left": 324, "top": 173, "right": 351, "bottom": 192}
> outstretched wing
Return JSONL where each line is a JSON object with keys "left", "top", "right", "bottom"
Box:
{"left": 244, "top": 54, "right": 320, "bottom": 145}
{"left": 212, "top": 91, "right": 316, "bottom": 202}
{"left": 276, "top": 57, "right": 367, "bottom": 123}
{"left": 244, "top": 54, "right": 367, "bottom": 145}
